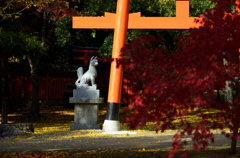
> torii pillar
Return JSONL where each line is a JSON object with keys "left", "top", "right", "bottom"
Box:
{"left": 73, "top": 0, "right": 203, "bottom": 131}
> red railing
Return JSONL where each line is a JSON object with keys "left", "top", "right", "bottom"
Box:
{"left": 9, "top": 76, "right": 142, "bottom": 103}
{"left": 9, "top": 76, "right": 76, "bottom": 100}
{"left": 73, "top": 49, "right": 103, "bottom": 66}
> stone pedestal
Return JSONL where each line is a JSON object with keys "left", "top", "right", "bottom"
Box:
{"left": 69, "top": 86, "right": 103, "bottom": 130}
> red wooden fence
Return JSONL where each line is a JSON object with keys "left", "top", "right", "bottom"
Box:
{"left": 9, "top": 76, "right": 76, "bottom": 100}
{"left": 9, "top": 76, "right": 142, "bottom": 103}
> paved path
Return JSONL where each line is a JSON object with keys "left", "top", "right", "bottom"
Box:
{"left": 0, "top": 130, "right": 238, "bottom": 152}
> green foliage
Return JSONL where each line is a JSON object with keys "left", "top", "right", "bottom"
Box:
{"left": 85, "top": 0, "right": 117, "bottom": 16}
{"left": 90, "top": 29, "right": 96, "bottom": 38}
{"left": 0, "top": 31, "right": 17, "bottom": 47}
{"left": 130, "top": 0, "right": 176, "bottom": 16}
{"left": 0, "top": 31, "right": 24, "bottom": 57}
{"left": 189, "top": 0, "right": 216, "bottom": 17}
{"left": 0, "top": 30, "right": 43, "bottom": 58}
{"left": 99, "top": 32, "right": 113, "bottom": 57}
{"left": 99, "top": 0, "right": 214, "bottom": 57}
{"left": 54, "top": 17, "right": 72, "bottom": 47}
{"left": 23, "top": 33, "right": 43, "bottom": 54}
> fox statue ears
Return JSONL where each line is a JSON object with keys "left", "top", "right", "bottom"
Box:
{"left": 91, "top": 56, "right": 97, "bottom": 60}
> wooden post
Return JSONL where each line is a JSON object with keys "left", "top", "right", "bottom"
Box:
{"left": 176, "top": 0, "right": 189, "bottom": 18}
{"left": 236, "top": 0, "right": 240, "bottom": 12}
{"left": 102, "top": 0, "right": 130, "bottom": 131}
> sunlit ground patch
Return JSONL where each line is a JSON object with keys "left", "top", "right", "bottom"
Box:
{"left": 0, "top": 105, "right": 229, "bottom": 136}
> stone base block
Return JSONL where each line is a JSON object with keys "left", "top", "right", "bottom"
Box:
{"left": 70, "top": 123, "right": 102, "bottom": 130}
{"left": 69, "top": 98, "right": 103, "bottom": 104}
{"left": 73, "top": 89, "right": 100, "bottom": 98}
{"left": 102, "top": 120, "right": 120, "bottom": 132}
{"left": 76, "top": 85, "right": 97, "bottom": 90}
{"left": 73, "top": 104, "right": 99, "bottom": 124}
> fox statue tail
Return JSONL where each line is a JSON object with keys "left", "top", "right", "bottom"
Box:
{"left": 75, "top": 67, "right": 83, "bottom": 86}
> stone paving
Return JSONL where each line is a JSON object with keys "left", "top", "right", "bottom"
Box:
{"left": 0, "top": 130, "right": 238, "bottom": 152}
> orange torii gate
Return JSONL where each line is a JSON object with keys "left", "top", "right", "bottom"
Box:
{"left": 72, "top": 0, "right": 203, "bottom": 131}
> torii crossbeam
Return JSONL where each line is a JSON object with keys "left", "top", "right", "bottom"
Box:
{"left": 72, "top": 0, "right": 203, "bottom": 131}
{"left": 73, "top": 1, "right": 202, "bottom": 29}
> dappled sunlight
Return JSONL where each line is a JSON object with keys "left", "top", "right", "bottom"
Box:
{"left": 2, "top": 121, "right": 15, "bottom": 124}
{"left": 0, "top": 105, "right": 231, "bottom": 135}
{"left": 7, "top": 113, "right": 23, "bottom": 117}
{"left": 0, "top": 113, "right": 24, "bottom": 124}
{"left": 33, "top": 124, "right": 71, "bottom": 135}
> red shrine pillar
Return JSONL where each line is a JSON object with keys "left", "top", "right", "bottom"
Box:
{"left": 102, "top": 0, "right": 130, "bottom": 131}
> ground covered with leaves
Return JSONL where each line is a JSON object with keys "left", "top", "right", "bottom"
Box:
{"left": 1, "top": 147, "right": 240, "bottom": 158}
{"left": 0, "top": 104, "right": 238, "bottom": 158}
{"left": 1, "top": 103, "right": 228, "bottom": 135}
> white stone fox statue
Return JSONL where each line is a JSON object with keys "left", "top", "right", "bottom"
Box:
{"left": 75, "top": 56, "right": 98, "bottom": 88}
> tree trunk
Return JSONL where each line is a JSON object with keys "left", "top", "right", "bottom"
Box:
{"left": 216, "top": 88, "right": 220, "bottom": 102}
{"left": 78, "top": 0, "right": 85, "bottom": 13}
{"left": 11, "top": 61, "right": 16, "bottom": 110}
{"left": 0, "top": 59, "right": 1, "bottom": 120}
{"left": 231, "top": 127, "right": 238, "bottom": 153}
{"left": 0, "top": 50, "right": 8, "bottom": 124}
{"left": 27, "top": 53, "right": 41, "bottom": 121}
{"left": 21, "top": 59, "right": 27, "bottom": 99}
{"left": 230, "top": 80, "right": 240, "bottom": 153}
{"left": 25, "top": 11, "right": 46, "bottom": 121}
{"left": 68, "top": 0, "right": 76, "bottom": 42}
{"left": 30, "top": 68, "right": 40, "bottom": 120}
{"left": 230, "top": 81, "right": 240, "bottom": 153}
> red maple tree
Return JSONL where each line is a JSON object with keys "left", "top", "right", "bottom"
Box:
{"left": 119, "top": 0, "right": 240, "bottom": 157}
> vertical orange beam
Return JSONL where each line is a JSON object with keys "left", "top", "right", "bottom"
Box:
{"left": 108, "top": 0, "right": 130, "bottom": 103}
{"left": 176, "top": 0, "right": 189, "bottom": 18}
{"left": 236, "top": 0, "right": 240, "bottom": 12}
{"left": 104, "top": 0, "right": 130, "bottom": 124}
